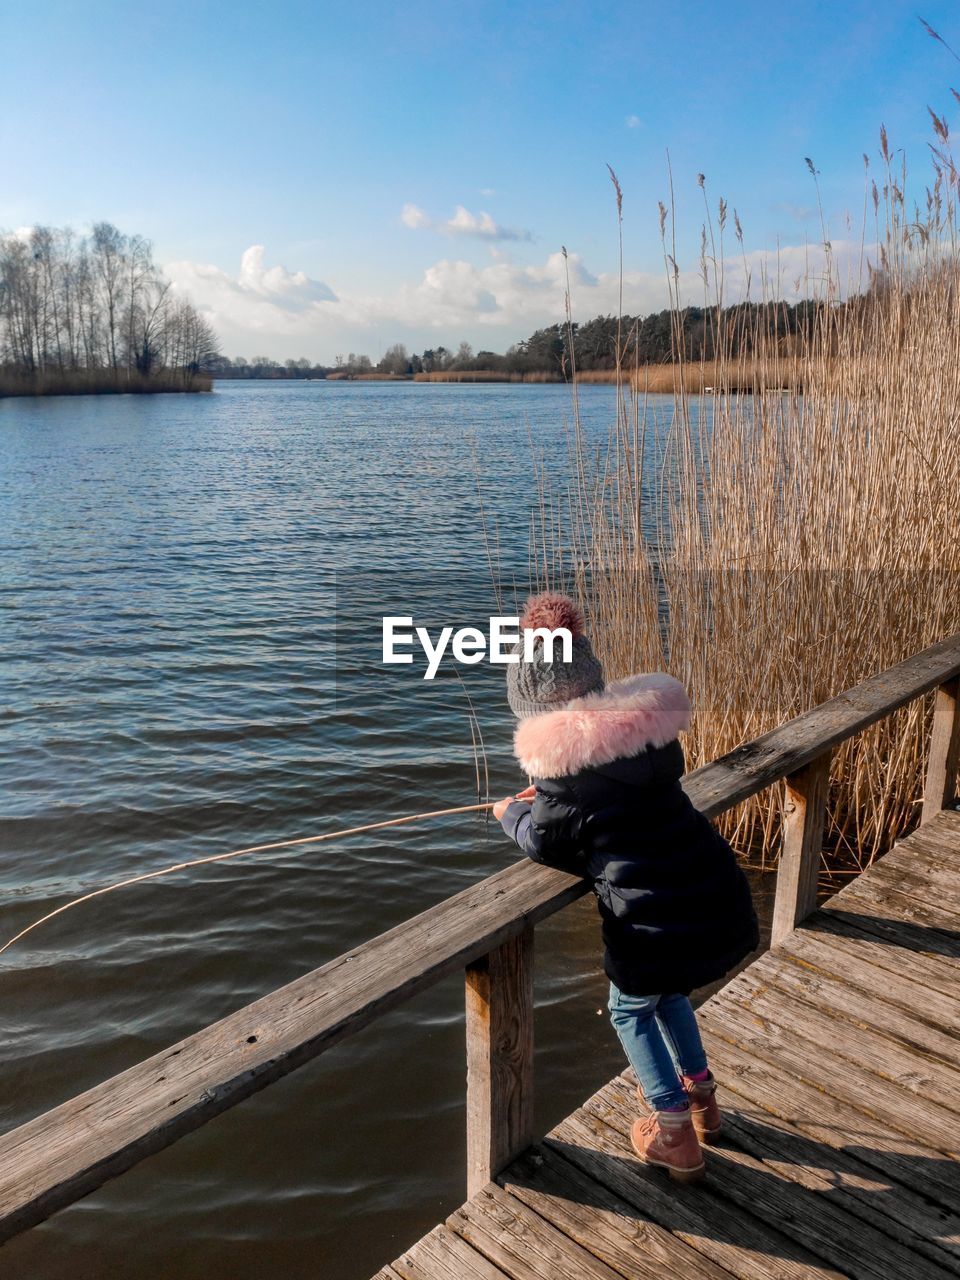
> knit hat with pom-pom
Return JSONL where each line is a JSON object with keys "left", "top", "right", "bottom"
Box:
{"left": 506, "top": 592, "right": 604, "bottom": 720}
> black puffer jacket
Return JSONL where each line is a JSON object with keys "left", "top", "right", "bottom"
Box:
{"left": 500, "top": 673, "right": 759, "bottom": 996}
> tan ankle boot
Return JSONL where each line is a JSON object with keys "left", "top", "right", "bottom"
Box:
{"left": 684, "top": 1074, "right": 722, "bottom": 1144}
{"left": 630, "top": 1107, "right": 705, "bottom": 1182}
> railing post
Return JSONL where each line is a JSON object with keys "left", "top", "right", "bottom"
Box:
{"left": 921, "top": 677, "right": 960, "bottom": 824}
{"left": 464, "top": 925, "right": 534, "bottom": 1198}
{"left": 771, "top": 752, "right": 831, "bottom": 946}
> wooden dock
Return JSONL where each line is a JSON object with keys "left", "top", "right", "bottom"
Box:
{"left": 376, "top": 811, "right": 960, "bottom": 1280}
{"left": 0, "top": 637, "right": 958, "bottom": 1277}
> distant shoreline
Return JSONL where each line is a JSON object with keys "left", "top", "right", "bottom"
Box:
{"left": 226, "top": 360, "right": 800, "bottom": 392}
{"left": 0, "top": 371, "right": 214, "bottom": 399}
{"left": 337, "top": 370, "right": 564, "bottom": 384}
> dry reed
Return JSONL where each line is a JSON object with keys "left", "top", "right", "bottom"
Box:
{"left": 538, "top": 131, "right": 960, "bottom": 876}
{"left": 0, "top": 369, "right": 212, "bottom": 397}
{"left": 574, "top": 359, "right": 803, "bottom": 392}
{"left": 414, "top": 370, "right": 563, "bottom": 383}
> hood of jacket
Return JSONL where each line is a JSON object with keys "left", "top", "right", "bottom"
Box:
{"left": 513, "top": 672, "right": 691, "bottom": 778}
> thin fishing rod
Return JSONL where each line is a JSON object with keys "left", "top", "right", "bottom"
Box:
{"left": 0, "top": 801, "right": 500, "bottom": 958}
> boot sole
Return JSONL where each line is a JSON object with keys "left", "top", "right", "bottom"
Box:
{"left": 634, "top": 1150, "right": 707, "bottom": 1183}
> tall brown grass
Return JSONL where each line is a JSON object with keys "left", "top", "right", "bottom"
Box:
{"left": 538, "top": 131, "right": 960, "bottom": 879}
{"left": 0, "top": 369, "right": 212, "bottom": 397}
{"left": 574, "top": 359, "right": 803, "bottom": 392}
{"left": 414, "top": 370, "right": 563, "bottom": 383}
{"left": 334, "top": 371, "right": 413, "bottom": 381}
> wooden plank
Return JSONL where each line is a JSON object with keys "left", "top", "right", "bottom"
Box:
{"left": 856, "top": 857, "right": 960, "bottom": 918}
{"left": 696, "top": 998, "right": 960, "bottom": 1159}
{"left": 449, "top": 1184, "right": 627, "bottom": 1280}
{"left": 709, "top": 1102, "right": 960, "bottom": 1276}
{"left": 867, "top": 823, "right": 960, "bottom": 902}
{"left": 798, "top": 911, "right": 960, "bottom": 998}
{"left": 501, "top": 1151, "right": 666, "bottom": 1280}
{"left": 393, "top": 1224, "right": 513, "bottom": 1280}
{"left": 683, "top": 632, "right": 960, "bottom": 819}
{"left": 855, "top": 822, "right": 960, "bottom": 913}
{"left": 692, "top": 1034, "right": 960, "bottom": 1253}
{"left": 772, "top": 753, "right": 831, "bottom": 944}
{"left": 778, "top": 930, "right": 960, "bottom": 1032}
{"left": 883, "top": 809, "right": 960, "bottom": 874}
{"left": 0, "top": 858, "right": 588, "bottom": 1243}
{"left": 751, "top": 948, "right": 960, "bottom": 1066}
{"left": 592, "top": 1076, "right": 957, "bottom": 1280}
{"left": 466, "top": 928, "right": 534, "bottom": 1198}
{"left": 817, "top": 901, "right": 960, "bottom": 972}
{"left": 834, "top": 874, "right": 960, "bottom": 939}
{"left": 551, "top": 1105, "right": 846, "bottom": 1280}
{"left": 923, "top": 677, "right": 960, "bottom": 823}
{"left": 895, "top": 809, "right": 960, "bottom": 852}
{"left": 500, "top": 1144, "right": 735, "bottom": 1280}
{"left": 714, "top": 966, "right": 960, "bottom": 1113}
{"left": 503, "top": 1144, "right": 732, "bottom": 1276}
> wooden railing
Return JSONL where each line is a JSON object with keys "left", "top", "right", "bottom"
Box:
{"left": 1, "top": 635, "right": 959, "bottom": 1239}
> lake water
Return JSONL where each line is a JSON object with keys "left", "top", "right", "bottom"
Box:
{"left": 0, "top": 382, "right": 773, "bottom": 1280}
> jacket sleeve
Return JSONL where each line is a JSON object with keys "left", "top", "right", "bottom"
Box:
{"left": 499, "top": 784, "right": 587, "bottom": 875}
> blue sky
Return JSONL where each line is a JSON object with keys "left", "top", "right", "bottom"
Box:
{"left": 3, "top": 0, "right": 959, "bottom": 360}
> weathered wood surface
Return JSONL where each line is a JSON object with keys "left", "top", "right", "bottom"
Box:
{"left": 452, "top": 1182, "right": 631, "bottom": 1280}
{"left": 1, "top": 635, "right": 959, "bottom": 1246}
{"left": 585, "top": 1077, "right": 953, "bottom": 1280}
{"left": 501, "top": 1144, "right": 733, "bottom": 1280}
{"left": 375, "top": 813, "right": 960, "bottom": 1280}
{"left": 771, "top": 751, "right": 831, "bottom": 944}
{"left": 393, "top": 1223, "right": 509, "bottom": 1280}
{"left": 465, "top": 927, "right": 535, "bottom": 1197}
{"left": 693, "top": 1047, "right": 960, "bottom": 1266}
{"left": 923, "top": 677, "right": 960, "bottom": 823}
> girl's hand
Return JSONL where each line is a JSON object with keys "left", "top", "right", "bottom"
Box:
{"left": 493, "top": 786, "right": 536, "bottom": 821}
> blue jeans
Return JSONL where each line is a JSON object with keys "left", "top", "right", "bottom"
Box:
{"left": 607, "top": 983, "right": 709, "bottom": 1111}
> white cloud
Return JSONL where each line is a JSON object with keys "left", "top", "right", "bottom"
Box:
{"left": 480, "top": 187, "right": 496, "bottom": 197}
{"left": 165, "top": 246, "right": 337, "bottom": 341}
{"left": 163, "top": 238, "right": 868, "bottom": 360}
{"left": 625, "top": 115, "right": 642, "bottom": 128}
{"left": 419, "top": 259, "right": 500, "bottom": 313}
{"left": 446, "top": 205, "right": 529, "bottom": 240}
{"left": 401, "top": 202, "right": 430, "bottom": 229}
{"left": 236, "top": 245, "right": 337, "bottom": 306}
{"left": 400, "top": 202, "right": 532, "bottom": 242}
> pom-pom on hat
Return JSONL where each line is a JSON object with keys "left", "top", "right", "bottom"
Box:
{"left": 506, "top": 591, "right": 604, "bottom": 720}
{"left": 521, "top": 592, "right": 586, "bottom": 636}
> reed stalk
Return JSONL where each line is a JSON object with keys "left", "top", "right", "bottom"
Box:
{"left": 539, "top": 120, "right": 960, "bottom": 874}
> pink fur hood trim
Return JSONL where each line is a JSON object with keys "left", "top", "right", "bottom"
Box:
{"left": 513, "top": 672, "right": 691, "bottom": 778}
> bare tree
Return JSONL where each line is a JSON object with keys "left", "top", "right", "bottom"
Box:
{"left": 0, "top": 221, "right": 220, "bottom": 387}
{"left": 378, "top": 342, "right": 409, "bottom": 375}
{"left": 91, "top": 222, "right": 126, "bottom": 370}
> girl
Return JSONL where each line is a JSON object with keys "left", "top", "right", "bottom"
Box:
{"left": 493, "top": 593, "right": 759, "bottom": 1182}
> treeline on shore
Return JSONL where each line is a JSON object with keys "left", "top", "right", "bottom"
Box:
{"left": 0, "top": 223, "right": 219, "bottom": 397}
{"left": 211, "top": 300, "right": 819, "bottom": 383}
